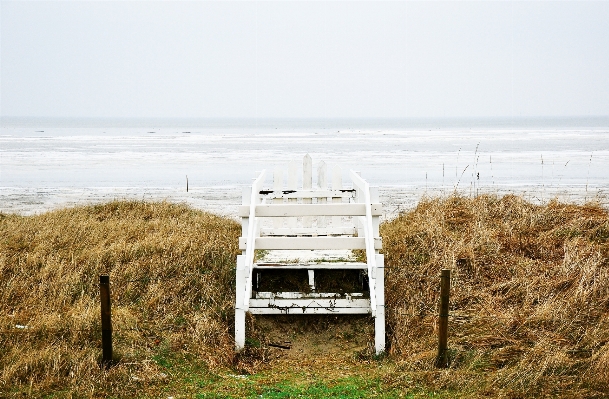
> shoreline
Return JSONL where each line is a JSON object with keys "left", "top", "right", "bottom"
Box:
{"left": 1, "top": 184, "right": 607, "bottom": 218}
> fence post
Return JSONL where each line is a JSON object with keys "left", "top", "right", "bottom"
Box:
{"left": 436, "top": 269, "right": 450, "bottom": 368}
{"left": 99, "top": 275, "right": 113, "bottom": 367}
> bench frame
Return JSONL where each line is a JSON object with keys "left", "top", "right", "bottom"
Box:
{"left": 235, "top": 155, "right": 385, "bottom": 354}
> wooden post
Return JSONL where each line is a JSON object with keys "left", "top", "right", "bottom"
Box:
{"left": 100, "top": 275, "right": 113, "bottom": 367}
{"left": 436, "top": 269, "right": 450, "bottom": 368}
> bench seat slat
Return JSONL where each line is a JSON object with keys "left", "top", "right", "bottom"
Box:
{"left": 260, "top": 189, "right": 356, "bottom": 199}
{"left": 249, "top": 298, "right": 371, "bottom": 311}
{"left": 259, "top": 227, "right": 357, "bottom": 236}
{"left": 254, "top": 292, "right": 366, "bottom": 299}
{"left": 238, "top": 203, "right": 382, "bottom": 217}
{"left": 249, "top": 307, "right": 370, "bottom": 315}
{"left": 253, "top": 262, "right": 368, "bottom": 270}
{"left": 239, "top": 237, "right": 382, "bottom": 250}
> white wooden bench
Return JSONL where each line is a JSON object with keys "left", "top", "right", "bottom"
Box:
{"left": 235, "top": 155, "right": 385, "bottom": 354}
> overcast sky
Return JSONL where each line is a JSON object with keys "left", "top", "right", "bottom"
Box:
{"left": 1, "top": 1, "right": 608, "bottom": 118}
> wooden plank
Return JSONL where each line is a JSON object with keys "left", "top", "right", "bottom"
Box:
{"left": 375, "top": 255, "right": 385, "bottom": 305}
{"left": 332, "top": 165, "right": 343, "bottom": 228}
{"left": 317, "top": 161, "right": 328, "bottom": 228}
{"left": 259, "top": 189, "right": 356, "bottom": 199}
{"left": 239, "top": 236, "right": 382, "bottom": 250}
{"left": 259, "top": 227, "right": 357, "bottom": 236}
{"left": 235, "top": 309, "right": 246, "bottom": 350}
{"left": 374, "top": 305, "right": 385, "bottom": 354}
{"left": 349, "top": 169, "right": 378, "bottom": 316}
{"left": 318, "top": 161, "right": 327, "bottom": 190}
{"left": 350, "top": 170, "right": 368, "bottom": 191}
{"left": 273, "top": 167, "right": 283, "bottom": 229}
{"left": 254, "top": 292, "right": 366, "bottom": 299}
{"left": 303, "top": 154, "right": 312, "bottom": 189}
{"left": 253, "top": 262, "right": 368, "bottom": 270}
{"left": 243, "top": 170, "right": 267, "bottom": 306}
{"left": 303, "top": 154, "right": 312, "bottom": 228}
{"left": 249, "top": 307, "right": 370, "bottom": 315}
{"left": 238, "top": 203, "right": 382, "bottom": 217}
{"left": 249, "top": 298, "right": 370, "bottom": 309}
{"left": 287, "top": 160, "right": 298, "bottom": 228}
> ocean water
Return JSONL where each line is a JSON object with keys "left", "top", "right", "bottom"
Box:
{"left": 1, "top": 117, "right": 608, "bottom": 217}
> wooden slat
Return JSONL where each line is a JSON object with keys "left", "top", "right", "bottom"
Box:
{"left": 249, "top": 298, "right": 371, "bottom": 309}
{"left": 254, "top": 292, "right": 366, "bottom": 299}
{"left": 332, "top": 165, "right": 343, "bottom": 228}
{"left": 317, "top": 161, "right": 328, "bottom": 228}
{"left": 238, "top": 203, "right": 382, "bottom": 217}
{"left": 239, "top": 237, "right": 382, "bottom": 250}
{"left": 303, "top": 154, "right": 313, "bottom": 228}
{"left": 249, "top": 307, "right": 370, "bottom": 315}
{"left": 259, "top": 189, "right": 356, "bottom": 199}
{"left": 253, "top": 262, "right": 368, "bottom": 270}
{"left": 273, "top": 167, "right": 283, "bottom": 229}
{"left": 318, "top": 161, "right": 327, "bottom": 190}
{"left": 350, "top": 170, "right": 367, "bottom": 191}
{"left": 287, "top": 160, "right": 298, "bottom": 228}
{"left": 259, "top": 227, "right": 356, "bottom": 236}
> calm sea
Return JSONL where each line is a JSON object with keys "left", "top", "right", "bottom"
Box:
{"left": 1, "top": 117, "right": 608, "bottom": 216}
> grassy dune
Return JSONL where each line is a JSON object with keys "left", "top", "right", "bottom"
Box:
{"left": 1, "top": 197, "right": 608, "bottom": 397}
{"left": 382, "top": 195, "right": 609, "bottom": 397}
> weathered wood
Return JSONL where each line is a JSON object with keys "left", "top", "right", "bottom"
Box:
{"left": 99, "top": 275, "right": 113, "bottom": 367}
{"left": 317, "top": 161, "right": 328, "bottom": 228}
{"left": 238, "top": 203, "right": 382, "bottom": 217}
{"left": 273, "top": 167, "right": 283, "bottom": 229}
{"left": 303, "top": 154, "right": 312, "bottom": 189}
{"left": 287, "top": 160, "right": 298, "bottom": 228}
{"left": 258, "top": 189, "right": 355, "bottom": 199}
{"left": 308, "top": 270, "right": 315, "bottom": 291}
{"left": 253, "top": 262, "right": 368, "bottom": 270}
{"left": 254, "top": 291, "right": 366, "bottom": 299}
{"left": 303, "top": 154, "right": 313, "bottom": 227}
{"left": 375, "top": 258, "right": 386, "bottom": 354}
{"left": 332, "top": 165, "right": 343, "bottom": 228}
{"left": 236, "top": 156, "right": 385, "bottom": 354}
{"left": 249, "top": 307, "right": 370, "bottom": 315}
{"left": 235, "top": 255, "right": 247, "bottom": 351}
{"left": 239, "top": 236, "right": 382, "bottom": 250}
{"left": 243, "top": 171, "right": 267, "bottom": 307}
{"left": 259, "top": 226, "right": 357, "bottom": 236}
{"left": 436, "top": 269, "right": 451, "bottom": 368}
{"left": 318, "top": 161, "right": 327, "bottom": 189}
{"left": 241, "top": 187, "right": 251, "bottom": 248}
{"left": 250, "top": 298, "right": 370, "bottom": 308}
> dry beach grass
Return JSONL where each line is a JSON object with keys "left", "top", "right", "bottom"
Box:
{"left": 382, "top": 194, "right": 609, "bottom": 397}
{"left": 0, "top": 196, "right": 608, "bottom": 397}
{"left": 0, "top": 201, "right": 241, "bottom": 396}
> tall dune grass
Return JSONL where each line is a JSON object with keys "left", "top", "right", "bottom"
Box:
{"left": 0, "top": 201, "right": 241, "bottom": 396}
{"left": 1, "top": 196, "right": 608, "bottom": 397}
{"left": 382, "top": 194, "right": 609, "bottom": 396}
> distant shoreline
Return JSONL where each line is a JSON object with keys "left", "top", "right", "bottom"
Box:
{"left": 3, "top": 115, "right": 609, "bottom": 129}
{"left": 1, "top": 188, "right": 607, "bottom": 219}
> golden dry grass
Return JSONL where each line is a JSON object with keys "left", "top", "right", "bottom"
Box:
{"left": 382, "top": 194, "right": 609, "bottom": 397}
{"left": 1, "top": 196, "right": 608, "bottom": 398}
{"left": 0, "top": 201, "right": 241, "bottom": 396}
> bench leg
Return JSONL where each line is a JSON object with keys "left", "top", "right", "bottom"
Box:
{"left": 235, "top": 308, "right": 246, "bottom": 351}
{"left": 374, "top": 258, "right": 385, "bottom": 355}
{"left": 235, "top": 255, "right": 247, "bottom": 351}
{"left": 375, "top": 305, "right": 385, "bottom": 355}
